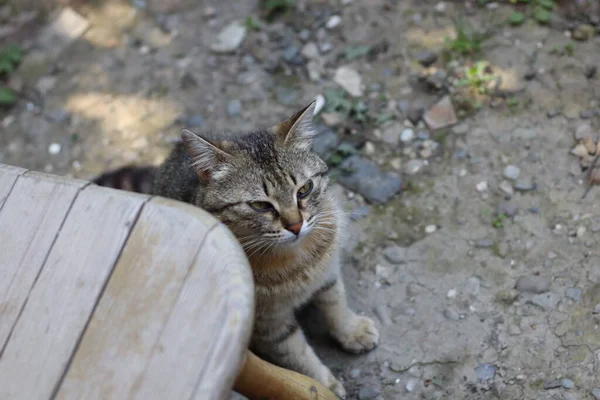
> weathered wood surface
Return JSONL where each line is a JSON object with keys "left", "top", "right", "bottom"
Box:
{"left": 0, "top": 163, "right": 254, "bottom": 400}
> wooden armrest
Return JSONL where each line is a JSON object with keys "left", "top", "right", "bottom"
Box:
{"left": 234, "top": 350, "right": 338, "bottom": 400}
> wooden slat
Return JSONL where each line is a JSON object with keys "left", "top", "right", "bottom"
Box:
{"left": 0, "top": 173, "right": 84, "bottom": 352}
{"left": 134, "top": 223, "right": 254, "bottom": 400}
{"left": 0, "top": 164, "right": 27, "bottom": 210}
{"left": 55, "top": 197, "right": 221, "bottom": 400}
{"left": 0, "top": 185, "right": 146, "bottom": 400}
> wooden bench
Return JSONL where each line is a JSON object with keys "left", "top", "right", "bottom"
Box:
{"left": 0, "top": 164, "right": 337, "bottom": 400}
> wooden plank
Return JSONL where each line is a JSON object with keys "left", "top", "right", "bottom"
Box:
{"left": 55, "top": 197, "right": 222, "bottom": 400}
{"left": 0, "top": 185, "right": 146, "bottom": 400}
{"left": 133, "top": 223, "right": 254, "bottom": 400}
{"left": 0, "top": 164, "right": 27, "bottom": 210}
{"left": 0, "top": 173, "right": 84, "bottom": 353}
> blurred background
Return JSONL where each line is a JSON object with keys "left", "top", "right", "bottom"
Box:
{"left": 2, "top": 0, "right": 600, "bottom": 399}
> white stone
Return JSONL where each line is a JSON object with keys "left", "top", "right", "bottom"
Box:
{"left": 400, "top": 128, "right": 415, "bottom": 143}
{"left": 425, "top": 224, "right": 437, "bottom": 234}
{"left": 326, "top": 15, "right": 341, "bottom": 29}
{"left": 447, "top": 289, "right": 457, "bottom": 298}
{"left": 48, "top": 143, "right": 61, "bottom": 155}
{"left": 333, "top": 66, "right": 364, "bottom": 97}
{"left": 503, "top": 165, "right": 520, "bottom": 180}
{"left": 210, "top": 21, "right": 247, "bottom": 53}
{"left": 405, "top": 379, "right": 418, "bottom": 392}
{"left": 476, "top": 181, "right": 488, "bottom": 192}
{"left": 301, "top": 42, "right": 320, "bottom": 59}
{"left": 313, "top": 94, "right": 325, "bottom": 116}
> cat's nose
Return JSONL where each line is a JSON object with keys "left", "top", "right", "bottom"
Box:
{"left": 285, "top": 221, "right": 303, "bottom": 236}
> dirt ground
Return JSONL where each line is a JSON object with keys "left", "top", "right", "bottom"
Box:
{"left": 2, "top": 0, "right": 600, "bottom": 399}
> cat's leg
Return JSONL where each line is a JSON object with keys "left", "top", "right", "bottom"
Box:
{"left": 251, "top": 313, "right": 347, "bottom": 399}
{"left": 313, "top": 277, "right": 380, "bottom": 354}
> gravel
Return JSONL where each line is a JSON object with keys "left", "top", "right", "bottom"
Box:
{"left": 515, "top": 275, "right": 550, "bottom": 294}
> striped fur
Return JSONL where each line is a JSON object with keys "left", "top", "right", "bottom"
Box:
{"left": 92, "top": 165, "right": 156, "bottom": 194}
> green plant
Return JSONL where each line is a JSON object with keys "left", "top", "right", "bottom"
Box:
{"left": 445, "top": 17, "right": 490, "bottom": 57}
{"left": 0, "top": 44, "right": 23, "bottom": 107}
{"left": 507, "top": 97, "right": 520, "bottom": 111}
{"left": 343, "top": 45, "right": 371, "bottom": 61}
{"left": 455, "top": 61, "right": 495, "bottom": 94}
{"left": 262, "top": 0, "right": 296, "bottom": 21}
{"left": 492, "top": 214, "right": 506, "bottom": 229}
{"left": 507, "top": 0, "right": 554, "bottom": 27}
{"left": 244, "top": 15, "right": 261, "bottom": 31}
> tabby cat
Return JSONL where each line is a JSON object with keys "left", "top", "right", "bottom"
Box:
{"left": 93, "top": 102, "right": 379, "bottom": 398}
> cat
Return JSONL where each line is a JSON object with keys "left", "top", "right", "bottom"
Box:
{"left": 93, "top": 102, "right": 379, "bottom": 398}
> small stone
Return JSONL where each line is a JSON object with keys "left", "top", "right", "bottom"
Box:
{"left": 476, "top": 181, "right": 488, "bottom": 193}
{"left": 529, "top": 292, "right": 561, "bottom": 310}
{"left": 337, "top": 156, "right": 402, "bottom": 204}
{"left": 226, "top": 99, "right": 242, "bottom": 117}
{"left": 407, "top": 282, "right": 425, "bottom": 297}
{"left": 400, "top": 128, "right": 415, "bottom": 143}
{"left": 383, "top": 246, "right": 407, "bottom": 264}
{"left": 575, "top": 123, "right": 593, "bottom": 140}
{"left": 48, "top": 143, "right": 61, "bottom": 155}
{"left": 310, "top": 95, "right": 325, "bottom": 116}
{"left": 499, "top": 180, "right": 514, "bottom": 196}
{"left": 425, "top": 224, "right": 437, "bottom": 234}
{"left": 565, "top": 288, "right": 582, "bottom": 302}
{"left": 497, "top": 242, "right": 509, "bottom": 258}
{"left": 497, "top": 201, "right": 518, "bottom": 218}
{"left": 358, "top": 387, "right": 379, "bottom": 400}
{"left": 382, "top": 122, "right": 402, "bottom": 145}
{"left": 333, "top": 66, "right": 364, "bottom": 97}
{"left": 415, "top": 50, "right": 437, "bottom": 67}
{"left": 301, "top": 42, "right": 320, "bottom": 59}
{"left": 36, "top": 76, "right": 58, "bottom": 95}
{"left": 350, "top": 368, "right": 361, "bottom": 378}
{"left": 311, "top": 124, "right": 339, "bottom": 159}
{"left": 46, "top": 108, "right": 71, "bottom": 123}
{"left": 544, "top": 379, "right": 562, "bottom": 390}
{"left": 594, "top": 304, "right": 600, "bottom": 314}
{"left": 593, "top": 388, "right": 600, "bottom": 400}
{"left": 404, "top": 159, "right": 424, "bottom": 175}
{"left": 547, "top": 109, "right": 560, "bottom": 118}
{"left": 406, "top": 107, "right": 424, "bottom": 125}
{"left": 515, "top": 275, "right": 549, "bottom": 294}
{"left": 580, "top": 109, "right": 598, "bottom": 119}
{"left": 423, "top": 95, "right": 457, "bottom": 130}
{"left": 202, "top": 6, "right": 216, "bottom": 18}
{"left": 572, "top": 24, "right": 596, "bottom": 41}
{"left": 503, "top": 165, "right": 520, "bottom": 181}
{"left": 417, "top": 131, "right": 430, "bottom": 141}
{"left": 475, "top": 363, "right": 496, "bottom": 381}
{"left": 325, "top": 15, "right": 341, "bottom": 29}
{"left": 447, "top": 289, "right": 457, "bottom": 298}
{"left": 577, "top": 226, "right": 586, "bottom": 237}
{"left": 562, "top": 379, "right": 575, "bottom": 389}
{"left": 591, "top": 223, "right": 600, "bottom": 233}
{"left": 444, "top": 308, "right": 460, "bottom": 321}
{"left": 514, "top": 180, "right": 536, "bottom": 192}
{"left": 282, "top": 46, "right": 302, "bottom": 65}
{"left": 405, "top": 379, "right": 418, "bottom": 392}
{"left": 434, "top": 2, "right": 446, "bottom": 13}
{"left": 475, "top": 239, "right": 494, "bottom": 248}
{"left": 210, "top": 21, "right": 247, "bottom": 53}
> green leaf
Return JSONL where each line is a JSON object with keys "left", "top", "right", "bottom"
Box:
{"left": 244, "top": 15, "right": 261, "bottom": 31}
{"left": 509, "top": 11, "right": 526, "bottom": 26}
{"left": 2, "top": 44, "right": 23, "bottom": 63}
{"left": 538, "top": 0, "right": 554, "bottom": 10}
{"left": 0, "top": 59, "right": 14, "bottom": 74}
{"left": 0, "top": 86, "right": 17, "bottom": 106}
{"left": 534, "top": 7, "right": 552, "bottom": 24}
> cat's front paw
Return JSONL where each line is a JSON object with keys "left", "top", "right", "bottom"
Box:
{"left": 334, "top": 315, "right": 379, "bottom": 354}
{"left": 323, "top": 370, "right": 347, "bottom": 399}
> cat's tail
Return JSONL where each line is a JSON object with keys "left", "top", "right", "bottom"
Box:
{"left": 92, "top": 165, "right": 157, "bottom": 195}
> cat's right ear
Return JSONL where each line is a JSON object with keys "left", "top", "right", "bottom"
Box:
{"left": 181, "top": 129, "right": 232, "bottom": 183}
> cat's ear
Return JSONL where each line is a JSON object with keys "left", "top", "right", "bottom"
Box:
{"left": 271, "top": 101, "right": 316, "bottom": 149}
{"left": 181, "top": 129, "right": 232, "bottom": 182}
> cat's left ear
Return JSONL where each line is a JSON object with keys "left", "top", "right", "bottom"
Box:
{"left": 271, "top": 101, "right": 316, "bottom": 149}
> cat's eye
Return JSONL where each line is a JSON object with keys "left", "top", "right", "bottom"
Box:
{"left": 297, "top": 180, "right": 313, "bottom": 199}
{"left": 249, "top": 201, "right": 274, "bottom": 212}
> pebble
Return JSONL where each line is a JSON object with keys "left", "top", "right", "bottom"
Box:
{"left": 515, "top": 275, "right": 549, "bottom": 294}
{"left": 423, "top": 95, "right": 457, "bottom": 130}
{"left": 593, "top": 388, "right": 600, "bottom": 400}
{"left": 404, "top": 159, "right": 424, "bottom": 175}
{"left": 503, "top": 165, "right": 520, "bottom": 180}
{"left": 301, "top": 42, "right": 320, "bottom": 59}
{"left": 529, "top": 292, "right": 561, "bottom": 310}
{"left": 499, "top": 180, "right": 514, "bottom": 196}
{"left": 382, "top": 122, "right": 402, "bottom": 145}
{"left": 226, "top": 99, "right": 242, "bottom": 117}
{"left": 443, "top": 308, "right": 460, "bottom": 321}
{"left": 333, "top": 66, "right": 364, "bottom": 97}
{"left": 46, "top": 108, "right": 71, "bottom": 123}
{"left": 210, "top": 21, "right": 247, "bottom": 53}
{"left": 350, "top": 368, "right": 361, "bottom": 378}
{"left": 544, "top": 378, "right": 574, "bottom": 390}
{"left": 591, "top": 223, "right": 600, "bottom": 233}
{"left": 417, "top": 131, "right": 430, "bottom": 141}
{"left": 447, "top": 289, "right": 457, "bottom": 298}
{"left": 425, "top": 224, "right": 437, "bottom": 234}
{"left": 282, "top": 46, "right": 302, "bottom": 65}
{"left": 565, "top": 288, "right": 582, "bottom": 302}
{"left": 476, "top": 181, "right": 488, "bottom": 192}
{"left": 415, "top": 50, "right": 437, "bottom": 67}
{"left": 594, "top": 304, "right": 600, "bottom": 314}
{"left": 383, "top": 246, "right": 407, "bottom": 264}
{"left": 407, "top": 282, "right": 425, "bottom": 297}
{"left": 497, "top": 201, "right": 518, "bottom": 218}
{"left": 475, "top": 363, "right": 496, "bottom": 381}
{"left": 405, "top": 379, "right": 418, "bottom": 392}
{"left": 337, "top": 156, "right": 402, "bottom": 204}
{"left": 325, "top": 15, "right": 341, "bottom": 29}
{"left": 358, "top": 387, "right": 379, "bottom": 400}
{"left": 400, "top": 128, "right": 415, "bottom": 143}
{"left": 475, "top": 239, "right": 494, "bottom": 248}
{"left": 48, "top": 143, "right": 61, "bottom": 155}
{"left": 514, "top": 180, "right": 536, "bottom": 192}
{"left": 572, "top": 24, "right": 596, "bottom": 41}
